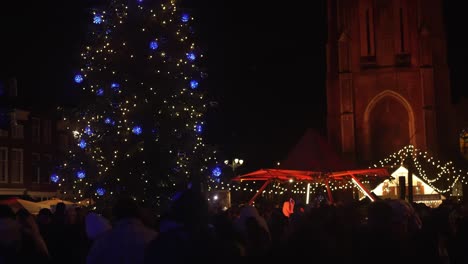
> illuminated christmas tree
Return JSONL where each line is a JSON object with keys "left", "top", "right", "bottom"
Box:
{"left": 54, "top": 0, "right": 218, "bottom": 210}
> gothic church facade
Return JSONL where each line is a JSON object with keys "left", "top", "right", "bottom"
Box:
{"left": 326, "top": 0, "right": 458, "bottom": 163}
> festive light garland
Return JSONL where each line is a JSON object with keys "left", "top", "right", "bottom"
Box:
{"left": 208, "top": 145, "right": 468, "bottom": 202}
{"left": 54, "top": 0, "right": 219, "bottom": 207}
{"left": 372, "top": 145, "right": 468, "bottom": 194}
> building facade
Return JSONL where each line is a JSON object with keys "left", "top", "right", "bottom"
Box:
{"left": 0, "top": 78, "right": 70, "bottom": 200}
{"left": 326, "top": 0, "right": 459, "bottom": 163}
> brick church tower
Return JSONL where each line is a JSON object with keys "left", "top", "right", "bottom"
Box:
{"left": 326, "top": 0, "right": 455, "bottom": 163}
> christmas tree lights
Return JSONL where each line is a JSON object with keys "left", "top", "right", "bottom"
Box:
{"left": 54, "top": 0, "right": 218, "bottom": 210}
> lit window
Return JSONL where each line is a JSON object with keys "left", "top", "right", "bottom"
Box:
{"left": 460, "top": 129, "right": 468, "bottom": 160}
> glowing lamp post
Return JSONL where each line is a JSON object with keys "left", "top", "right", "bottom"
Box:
{"left": 224, "top": 158, "right": 244, "bottom": 176}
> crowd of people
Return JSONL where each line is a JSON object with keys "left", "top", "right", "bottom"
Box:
{"left": 1, "top": 189, "right": 468, "bottom": 263}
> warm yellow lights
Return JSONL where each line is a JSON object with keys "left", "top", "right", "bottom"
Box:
{"left": 59, "top": 1, "right": 214, "bottom": 204}
{"left": 373, "top": 145, "right": 468, "bottom": 194}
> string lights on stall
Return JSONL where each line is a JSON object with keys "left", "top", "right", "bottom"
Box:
{"left": 208, "top": 175, "right": 359, "bottom": 198}
{"left": 372, "top": 145, "right": 468, "bottom": 194}
{"left": 209, "top": 145, "right": 468, "bottom": 203}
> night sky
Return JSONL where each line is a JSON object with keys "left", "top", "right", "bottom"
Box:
{"left": 0, "top": 0, "right": 466, "bottom": 173}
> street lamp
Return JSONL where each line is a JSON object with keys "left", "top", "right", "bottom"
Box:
{"left": 224, "top": 158, "right": 244, "bottom": 175}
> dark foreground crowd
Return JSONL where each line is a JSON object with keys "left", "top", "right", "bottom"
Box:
{"left": 1, "top": 189, "right": 468, "bottom": 263}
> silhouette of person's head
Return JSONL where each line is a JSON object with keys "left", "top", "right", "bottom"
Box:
{"left": 112, "top": 195, "right": 140, "bottom": 221}
{"left": 37, "top": 208, "right": 53, "bottom": 225}
{"left": 38, "top": 208, "right": 52, "bottom": 217}
{"left": 16, "top": 208, "right": 30, "bottom": 221}
{"left": 171, "top": 189, "right": 208, "bottom": 228}
{"left": 55, "top": 202, "right": 66, "bottom": 215}
{"left": 0, "top": 204, "right": 15, "bottom": 219}
{"left": 367, "top": 200, "right": 393, "bottom": 230}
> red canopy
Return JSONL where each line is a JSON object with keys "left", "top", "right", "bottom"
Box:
{"left": 231, "top": 129, "right": 390, "bottom": 204}
{"left": 232, "top": 168, "right": 322, "bottom": 182}
{"left": 232, "top": 167, "right": 390, "bottom": 204}
{"left": 232, "top": 168, "right": 389, "bottom": 182}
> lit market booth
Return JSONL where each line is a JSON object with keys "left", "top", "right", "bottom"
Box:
{"left": 231, "top": 167, "right": 390, "bottom": 205}
{"left": 371, "top": 166, "right": 446, "bottom": 207}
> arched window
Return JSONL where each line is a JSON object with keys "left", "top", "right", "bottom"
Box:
{"left": 460, "top": 129, "right": 468, "bottom": 160}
